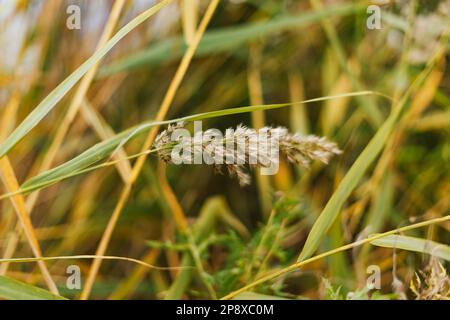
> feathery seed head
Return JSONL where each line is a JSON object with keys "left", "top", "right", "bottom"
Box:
{"left": 153, "top": 122, "right": 342, "bottom": 186}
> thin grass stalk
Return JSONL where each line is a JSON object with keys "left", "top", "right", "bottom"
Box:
{"left": 80, "top": 0, "right": 221, "bottom": 300}
{"left": 165, "top": 197, "right": 223, "bottom": 299}
{"left": 181, "top": 0, "right": 198, "bottom": 45}
{"left": 0, "top": 91, "right": 390, "bottom": 202}
{"left": 0, "top": 158, "right": 59, "bottom": 294}
{"left": 0, "top": 0, "right": 127, "bottom": 277}
{"left": 25, "top": 0, "right": 126, "bottom": 213}
{"left": 157, "top": 164, "right": 217, "bottom": 299}
{"left": 248, "top": 44, "right": 272, "bottom": 219}
{"left": 297, "top": 44, "right": 447, "bottom": 263}
{"left": 222, "top": 215, "right": 450, "bottom": 300}
{"left": 0, "top": 255, "right": 192, "bottom": 271}
{"left": 108, "top": 250, "right": 160, "bottom": 299}
{"left": 0, "top": 0, "right": 172, "bottom": 158}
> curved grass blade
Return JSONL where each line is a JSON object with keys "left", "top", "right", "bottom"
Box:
{"left": 99, "top": 2, "right": 366, "bottom": 76}
{"left": 0, "top": 0, "right": 173, "bottom": 158}
{"left": 221, "top": 216, "right": 450, "bottom": 300}
{"left": 371, "top": 235, "right": 450, "bottom": 262}
{"left": 297, "top": 48, "right": 445, "bottom": 262}
{"left": 0, "top": 255, "right": 191, "bottom": 272}
{"left": 19, "top": 92, "right": 382, "bottom": 194}
{"left": 0, "top": 275, "right": 67, "bottom": 300}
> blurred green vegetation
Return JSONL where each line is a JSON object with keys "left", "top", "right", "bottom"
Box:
{"left": 0, "top": 0, "right": 449, "bottom": 300}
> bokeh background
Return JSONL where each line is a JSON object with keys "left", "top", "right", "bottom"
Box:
{"left": 0, "top": 0, "right": 449, "bottom": 300}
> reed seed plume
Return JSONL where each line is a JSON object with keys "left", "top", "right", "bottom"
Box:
{"left": 154, "top": 123, "right": 342, "bottom": 186}
{"left": 1, "top": 0, "right": 447, "bottom": 301}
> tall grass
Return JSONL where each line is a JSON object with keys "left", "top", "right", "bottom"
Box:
{"left": 0, "top": 0, "right": 449, "bottom": 300}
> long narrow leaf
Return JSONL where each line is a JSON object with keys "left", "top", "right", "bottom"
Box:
{"left": 0, "top": 0, "right": 173, "bottom": 158}
{"left": 297, "top": 49, "right": 445, "bottom": 262}
{"left": 20, "top": 92, "right": 380, "bottom": 194}
{"left": 0, "top": 275, "right": 66, "bottom": 300}
{"left": 99, "top": 2, "right": 366, "bottom": 76}
{"left": 371, "top": 235, "right": 450, "bottom": 261}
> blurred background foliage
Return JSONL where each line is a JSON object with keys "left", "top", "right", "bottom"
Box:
{"left": 0, "top": 0, "right": 449, "bottom": 299}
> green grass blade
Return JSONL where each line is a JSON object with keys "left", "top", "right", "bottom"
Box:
{"left": 371, "top": 235, "right": 450, "bottom": 261}
{"left": 99, "top": 2, "right": 366, "bottom": 76}
{"left": 233, "top": 292, "right": 289, "bottom": 300}
{"left": 19, "top": 92, "right": 380, "bottom": 194}
{"left": 297, "top": 106, "right": 404, "bottom": 262}
{"left": 297, "top": 50, "right": 443, "bottom": 262}
{"left": 0, "top": 275, "right": 67, "bottom": 300}
{"left": 0, "top": 0, "right": 173, "bottom": 158}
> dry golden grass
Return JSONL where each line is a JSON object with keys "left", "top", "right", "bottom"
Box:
{"left": 0, "top": 0, "right": 448, "bottom": 300}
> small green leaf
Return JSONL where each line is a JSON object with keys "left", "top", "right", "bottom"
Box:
{"left": 0, "top": 275, "right": 67, "bottom": 300}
